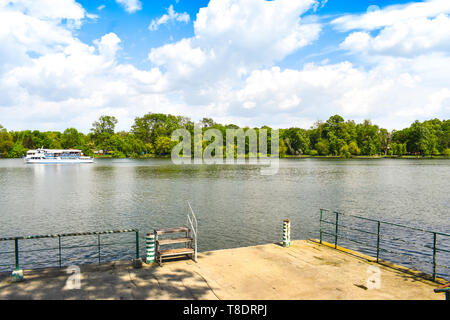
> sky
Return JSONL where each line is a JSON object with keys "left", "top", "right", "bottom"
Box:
{"left": 0, "top": 0, "right": 449, "bottom": 133}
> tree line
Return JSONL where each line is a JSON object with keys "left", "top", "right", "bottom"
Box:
{"left": 0, "top": 114, "right": 449, "bottom": 158}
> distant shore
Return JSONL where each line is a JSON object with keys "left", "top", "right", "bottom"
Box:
{"left": 283, "top": 155, "right": 450, "bottom": 160}
{"left": 2, "top": 155, "right": 449, "bottom": 160}
{"left": 73, "top": 154, "right": 450, "bottom": 160}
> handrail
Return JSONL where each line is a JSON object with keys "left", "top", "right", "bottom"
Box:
{"left": 319, "top": 208, "right": 449, "bottom": 282}
{"left": 187, "top": 201, "right": 198, "bottom": 262}
{"left": 320, "top": 208, "right": 450, "bottom": 237}
{"left": 0, "top": 229, "right": 139, "bottom": 242}
{"left": 0, "top": 229, "right": 140, "bottom": 271}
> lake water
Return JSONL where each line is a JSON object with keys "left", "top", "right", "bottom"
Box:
{"left": 0, "top": 158, "right": 449, "bottom": 278}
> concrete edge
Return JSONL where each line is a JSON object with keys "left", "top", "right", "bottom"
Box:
{"left": 308, "top": 239, "right": 448, "bottom": 285}
{"left": 1, "top": 239, "right": 447, "bottom": 287}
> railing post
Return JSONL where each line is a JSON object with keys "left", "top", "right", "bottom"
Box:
{"left": 283, "top": 219, "right": 291, "bottom": 248}
{"left": 376, "top": 221, "right": 381, "bottom": 263}
{"left": 14, "top": 238, "right": 19, "bottom": 270}
{"left": 334, "top": 212, "right": 339, "bottom": 249}
{"left": 11, "top": 238, "right": 24, "bottom": 282}
{"left": 97, "top": 234, "right": 101, "bottom": 264}
{"left": 146, "top": 233, "right": 156, "bottom": 264}
{"left": 433, "top": 232, "right": 437, "bottom": 282}
{"left": 135, "top": 231, "right": 140, "bottom": 259}
{"left": 58, "top": 236, "right": 62, "bottom": 268}
{"left": 319, "top": 209, "right": 323, "bottom": 244}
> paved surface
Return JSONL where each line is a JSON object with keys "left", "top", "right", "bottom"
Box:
{"left": 0, "top": 240, "right": 445, "bottom": 300}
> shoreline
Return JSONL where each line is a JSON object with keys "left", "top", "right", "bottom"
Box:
{"left": 1, "top": 155, "right": 449, "bottom": 160}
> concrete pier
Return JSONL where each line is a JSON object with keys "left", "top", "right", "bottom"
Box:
{"left": 0, "top": 240, "right": 445, "bottom": 300}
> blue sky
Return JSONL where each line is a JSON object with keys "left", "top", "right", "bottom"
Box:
{"left": 74, "top": 0, "right": 418, "bottom": 68}
{"left": 0, "top": 0, "right": 449, "bottom": 132}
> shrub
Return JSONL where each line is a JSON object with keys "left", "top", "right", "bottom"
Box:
{"left": 111, "top": 151, "right": 126, "bottom": 158}
{"left": 348, "top": 141, "right": 361, "bottom": 155}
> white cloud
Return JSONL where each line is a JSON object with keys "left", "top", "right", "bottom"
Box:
{"left": 0, "top": 0, "right": 325, "bottom": 131}
{"left": 335, "top": 0, "right": 450, "bottom": 56}
{"left": 332, "top": 0, "right": 450, "bottom": 31}
{"left": 0, "top": 0, "right": 449, "bottom": 132}
{"left": 313, "top": 0, "right": 327, "bottom": 12}
{"left": 149, "top": 5, "right": 190, "bottom": 31}
{"left": 340, "top": 13, "right": 450, "bottom": 56}
{"left": 278, "top": 0, "right": 448, "bottom": 128}
{"left": 232, "top": 56, "right": 450, "bottom": 128}
{"left": 0, "top": 1, "right": 170, "bottom": 131}
{"left": 149, "top": 38, "right": 211, "bottom": 78}
{"left": 115, "top": 0, "right": 141, "bottom": 14}
{"left": 0, "top": 0, "right": 85, "bottom": 21}
{"left": 0, "top": 1, "right": 85, "bottom": 75}
{"left": 194, "top": 0, "right": 319, "bottom": 63}
{"left": 149, "top": 0, "right": 321, "bottom": 91}
{"left": 95, "top": 33, "right": 122, "bottom": 62}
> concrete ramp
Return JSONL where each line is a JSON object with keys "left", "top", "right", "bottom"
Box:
{"left": 0, "top": 240, "right": 443, "bottom": 300}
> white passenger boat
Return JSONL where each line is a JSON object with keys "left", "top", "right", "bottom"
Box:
{"left": 24, "top": 148, "right": 94, "bottom": 164}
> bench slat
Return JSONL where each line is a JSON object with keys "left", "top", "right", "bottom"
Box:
{"left": 155, "top": 227, "right": 189, "bottom": 235}
{"left": 159, "top": 248, "right": 194, "bottom": 257}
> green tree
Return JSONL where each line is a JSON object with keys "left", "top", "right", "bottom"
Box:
{"left": 61, "top": 128, "right": 83, "bottom": 149}
{"left": 279, "top": 138, "right": 287, "bottom": 157}
{"left": 408, "top": 121, "right": 434, "bottom": 155}
{"left": 308, "top": 121, "right": 325, "bottom": 148}
{"left": 154, "top": 136, "right": 175, "bottom": 156}
{"left": 315, "top": 139, "right": 329, "bottom": 156}
{"left": 1, "top": 115, "right": 448, "bottom": 159}
{"left": 356, "top": 120, "right": 382, "bottom": 155}
{"left": 0, "top": 125, "right": 14, "bottom": 157}
{"left": 328, "top": 132, "right": 347, "bottom": 156}
{"left": 7, "top": 143, "right": 27, "bottom": 158}
{"left": 379, "top": 128, "right": 391, "bottom": 155}
{"left": 340, "top": 144, "right": 351, "bottom": 158}
{"left": 348, "top": 141, "right": 361, "bottom": 155}
{"left": 91, "top": 115, "right": 118, "bottom": 153}
{"left": 201, "top": 118, "right": 216, "bottom": 128}
{"left": 118, "top": 132, "right": 146, "bottom": 156}
{"left": 91, "top": 116, "right": 118, "bottom": 135}
{"left": 132, "top": 113, "right": 189, "bottom": 146}
{"left": 283, "top": 128, "right": 310, "bottom": 155}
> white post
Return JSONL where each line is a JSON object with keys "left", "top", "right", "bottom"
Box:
{"left": 283, "top": 219, "right": 291, "bottom": 248}
{"left": 146, "top": 233, "right": 155, "bottom": 264}
{"left": 11, "top": 270, "right": 24, "bottom": 282}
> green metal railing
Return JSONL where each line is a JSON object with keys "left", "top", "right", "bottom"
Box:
{"left": 319, "top": 209, "right": 450, "bottom": 282}
{"left": 0, "top": 229, "right": 140, "bottom": 271}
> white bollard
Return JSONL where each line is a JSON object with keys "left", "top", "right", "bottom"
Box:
{"left": 11, "top": 269, "right": 24, "bottom": 282}
{"left": 283, "top": 219, "right": 291, "bottom": 247}
{"left": 146, "top": 233, "right": 155, "bottom": 264}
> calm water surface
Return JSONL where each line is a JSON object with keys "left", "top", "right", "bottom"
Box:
{"left": 0, "top": 158, "right": 449, "bottom": 277}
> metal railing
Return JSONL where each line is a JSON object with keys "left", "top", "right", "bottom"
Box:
{"left": 319, "top": 209, "right": 450, "bottom": 282}
{"left": 0, "top": 229, "right": 140, "bottom": 271}
{"left": 187, "top": 201, "right": 198, "bottom": 262}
